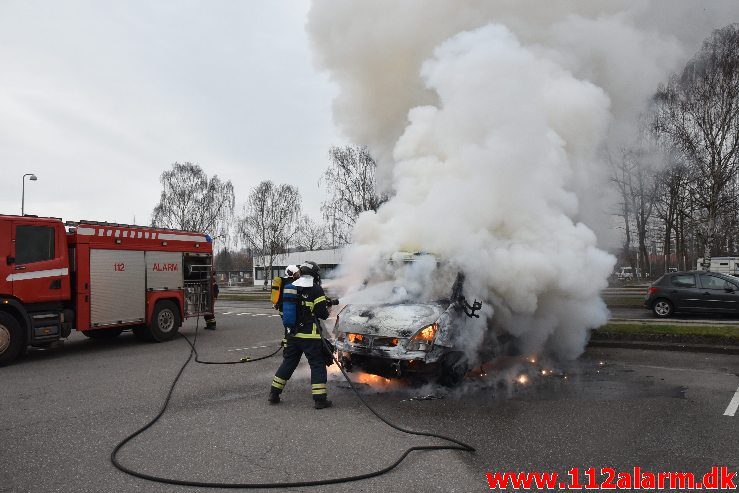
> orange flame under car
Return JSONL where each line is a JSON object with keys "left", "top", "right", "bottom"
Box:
{"left": 354, "top": 372, "right": 393, "bottom": 385}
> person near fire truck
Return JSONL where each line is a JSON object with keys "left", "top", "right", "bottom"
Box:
{"left": 204, "top": 271, "right": 219, "bottom": 330}
{"left": 268, "top": 261, "right": 333, "bottom": 409}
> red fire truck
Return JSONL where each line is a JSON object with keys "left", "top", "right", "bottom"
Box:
{"left": 0, "top": 215, "right": 215, "bottom": 366}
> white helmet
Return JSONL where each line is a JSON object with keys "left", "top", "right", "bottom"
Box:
{"left": 285, "top": 265, "right": 300, "bottom": 277}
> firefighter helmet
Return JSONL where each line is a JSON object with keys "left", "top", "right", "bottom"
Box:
{"left": 299, "top": 261, "right": 321, "bottom": 279}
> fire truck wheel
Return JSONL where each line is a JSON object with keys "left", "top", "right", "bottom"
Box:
{"left": 150, "top": 301, "right": 181, "bottom": 342}
{"left": 0, "top": 312, "right": 25, "bottom": 367}
{"left": 82, "top": 328, "right": 124, "bottom": 339}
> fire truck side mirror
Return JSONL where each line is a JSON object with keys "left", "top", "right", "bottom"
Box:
{"left": 6, "top": 256, "right": 14, "bottom": 265}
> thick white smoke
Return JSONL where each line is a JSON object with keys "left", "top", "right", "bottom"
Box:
{"left": 308, "top": 1, "right": 738, "bottom": 359}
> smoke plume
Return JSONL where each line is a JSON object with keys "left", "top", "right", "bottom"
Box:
{"left": 308, "top": 1, "right": 737, "bottom": 359}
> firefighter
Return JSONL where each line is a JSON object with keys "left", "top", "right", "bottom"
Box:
{"left": 204, "top": 272, "right": 219, "bottom": 330}
{"left": 269, "top": 261, "right": 333, "bottom": 409}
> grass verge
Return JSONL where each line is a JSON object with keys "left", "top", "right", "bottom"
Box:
{"left": 597, "top": 323, "right": 739, "bottom": 340}
{"left": 594, "top": 323, "right": 739, "bottom": 347}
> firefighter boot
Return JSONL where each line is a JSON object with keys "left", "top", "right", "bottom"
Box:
{"left": 314, "top": 399, "right": 333, "bottom": 410}
{"left": 268, "top": 391, "right": 281, "bottom": 404}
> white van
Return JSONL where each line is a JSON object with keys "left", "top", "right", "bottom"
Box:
{"left": 616, "top": 266, "right": 641, "bottom": 280}
{"left": 696, "top": 257, "right": 739, "bottom": 277}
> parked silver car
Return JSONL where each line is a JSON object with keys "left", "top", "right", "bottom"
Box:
{"left": 616, "top": 266, "right": 642, "bottom": 280}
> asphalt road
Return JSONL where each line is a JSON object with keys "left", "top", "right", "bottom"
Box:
{"left": 1, "top": 300, "right": 737, "bottom": 492}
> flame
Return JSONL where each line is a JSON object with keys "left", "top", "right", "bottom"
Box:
{"left": 347, "top": 333, "right": 364, "bottom": 344}
{"left": 354, "top": 372, "right": 393, "bottom": 386}
{"left": 412, "top": 323, "right": 438, "bottom": 342}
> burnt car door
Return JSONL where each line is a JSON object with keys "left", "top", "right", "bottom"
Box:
{"left": 697, "top": 273, "right": 739, "bottom": 312}
{"left": 665, "top": 273, "right": 702, "bottom": 311}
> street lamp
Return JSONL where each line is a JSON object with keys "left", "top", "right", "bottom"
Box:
{"left": 21, "top": 173, "right": 37, "bottom": 216}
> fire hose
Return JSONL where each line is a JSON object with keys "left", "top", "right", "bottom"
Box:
{"left": 110, "top": 311, "right": 476, "bottom": 489}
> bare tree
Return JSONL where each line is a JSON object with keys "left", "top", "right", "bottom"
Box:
{"left": 653, "top": 24, "right": 739, "bottom": 269}
{"left": 238, "top": 181, "right": 301, "bottom": 288}
{"left": 299, "top": 215, "right": 327, "bottom": 251}
{"left": 630, "top": 151, "right": 660, "bottom": 277}
{"left": 151, "top": 162, "right": 235, "bottom": 243}
{"left": 214, "top": 248, "right": 235, "bottom": 272}
{"left": 609, "top": 150, "right": 634, "bottom": 270}
{"left": 610, "top": 147, "right": 660, "bottom": 276}
{"left": 320, "top": 145, "right": 388, "bottom": 245}
{"left": 230, "top": 249, "right": 253, "bottom": 273}
{"left": 653, "top": 150, "right": 692, "bottom": 271}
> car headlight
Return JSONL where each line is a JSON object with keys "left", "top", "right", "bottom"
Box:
{"left": 347, "top": 333, "right": 366, "bottom": 344}
{"left": 406, "top": 323, "right": 438, "bottom": 351}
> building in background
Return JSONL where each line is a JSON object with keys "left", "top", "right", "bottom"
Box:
{"left": 253, "top": 248, "right": 344, "bottom": 286}
{"left": 215, "top": 270, "right": 253, "bottom": 286}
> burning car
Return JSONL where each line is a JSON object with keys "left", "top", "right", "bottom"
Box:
{"left": 333, "top": 253, "right": 502, "bottom": 386}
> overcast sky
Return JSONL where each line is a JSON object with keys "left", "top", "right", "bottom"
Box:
{"left": 0, "top": 0, "right": 340, "bottom": 230}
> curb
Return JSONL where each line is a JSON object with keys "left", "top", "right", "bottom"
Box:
{"left": 608, "top": 317, "right": 739, "bottom": 326}
{"left": 588, "top": 338, "right": 739, "bottom": 355}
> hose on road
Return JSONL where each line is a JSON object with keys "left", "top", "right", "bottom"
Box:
{"left": 110, "top": 314, "right": 475, "bottom": 488}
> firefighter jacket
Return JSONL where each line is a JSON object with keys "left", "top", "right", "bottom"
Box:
{"left": 292, "top": 283, "right": 329, "bottom": 339}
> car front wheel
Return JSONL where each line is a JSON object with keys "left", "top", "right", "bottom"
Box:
{"left": 652, "top": 298, "right": 674, "bottom": 318}
{"left": 437, "top": 352, "right": 469, "bottom": 387}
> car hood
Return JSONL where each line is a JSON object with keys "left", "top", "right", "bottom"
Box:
{"left": 337, "top": 303, "right": 447, "bottom": 338}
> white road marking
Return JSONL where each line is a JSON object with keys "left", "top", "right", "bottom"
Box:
{"left": 221, "top": 312, "right": 234, "bottom": 315}
{"left": 724, "top": 385, "right": 739, "bottom": 416}
{"left": 631, "top": 364, "right": 733, "bottom": 376}
{"left": 232, "top": 312, "right": 279, "bottom": 317}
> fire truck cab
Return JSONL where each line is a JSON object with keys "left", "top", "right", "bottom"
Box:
{"left": 0, "top": 215, "right": 214, "bottom": 366}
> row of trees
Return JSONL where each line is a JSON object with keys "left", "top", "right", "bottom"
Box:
{"left": 150, "top": 145, "right": 386, "bottom": 279}
{"left": 612, "top": 24, "right": 739, "bottom": 276}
